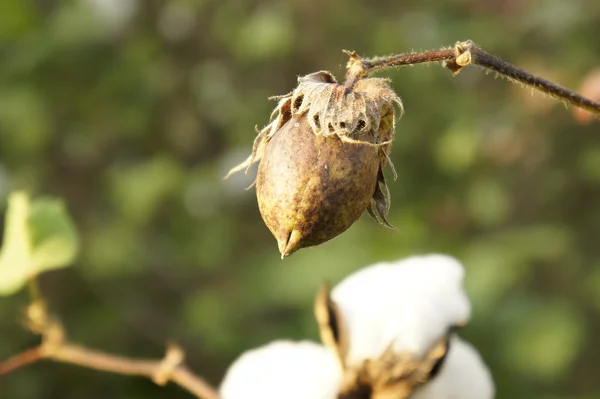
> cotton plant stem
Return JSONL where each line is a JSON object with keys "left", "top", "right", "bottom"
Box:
{"left": 0, "top": 297, "right": 221, "bottom": 399}
{"left": 467, "top": 43, "right": 600, "bottom": 115}
{"left": 356, "top": 49, "right": 455, "bottom": 72}
{"left": 0, "top": 340, "right": 221, "bottom": 399}
{"left": 346, "top": 40, "right": 600, "bottom": 116}
{"left": 0, "top": 346, "right": 43, "bottom": 375}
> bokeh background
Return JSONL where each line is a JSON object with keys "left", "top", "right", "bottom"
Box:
{"left": 1, "top": 0, "right": 600, "bottom": 398}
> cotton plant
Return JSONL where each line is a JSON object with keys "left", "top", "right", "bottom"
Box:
{"left": 219, "top": 254, "right": 494, "bottom": 399}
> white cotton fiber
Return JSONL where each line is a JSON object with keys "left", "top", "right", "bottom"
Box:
{"left": 331, "top": 254, "right": 471, "bottom": 366}
{"left": 219, "top": 340, "right": 341, "bottom": 399}
{"left": 412, "top": 336, "right": 495, "bottom": 399}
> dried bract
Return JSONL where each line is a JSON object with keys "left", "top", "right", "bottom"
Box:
{"left": 227, "top": 71, "right": 402, "bottom": 257}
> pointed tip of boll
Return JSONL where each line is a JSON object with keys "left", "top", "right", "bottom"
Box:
{"left": 277, "top": 229, "right": 304, "bottom": 259}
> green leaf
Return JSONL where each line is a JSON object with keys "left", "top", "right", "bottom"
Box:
{"left": 28, "top": 197, "right": 79, "bottom": 272}
{"left": 0, "top": 192, "right": 79, "bottom": 296}
{"left": 0, "top": 192, "right": 32, "bottom": 295}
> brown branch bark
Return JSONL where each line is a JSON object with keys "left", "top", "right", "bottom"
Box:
{"left": 0, "top": 346, "right": 43, "bottom": 375}
{"left": 0, "top": 340, "right": 221, "bottom": 399}
{"left": 345, "top": 40, "right": 600, "bottom": 117}
{"left": 1, "top": 300, "right": 221, "bottom": 399}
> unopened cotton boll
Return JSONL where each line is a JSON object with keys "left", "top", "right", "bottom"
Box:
{"left": 331, "top": 254, "right": 471, "bottom": 366}
{"left": 219, "top": 340, "right": 341, "bottom": 399}
{"left": 412, "top": 336, "right": 494, "bottom": 399}
{"left": 226, "top": 71, "right": 402, "bottom": 258}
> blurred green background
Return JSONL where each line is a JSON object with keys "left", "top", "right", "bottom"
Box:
{"left": 1, "top": 0, "right": 599, "bottom": 398}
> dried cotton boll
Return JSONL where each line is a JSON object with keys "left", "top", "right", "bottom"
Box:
{"left": 227, "top": 71, "right": 402, "bottom": 257}
{"left": 219, "top": 340, "right": 341, "bottom": 399}
{"left": 256, "top": 115, "right": 381, "bottom": 256}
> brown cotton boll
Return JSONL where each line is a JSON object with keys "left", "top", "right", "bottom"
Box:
{"left": 257, "top": 115, "right": 380, "bottom": 257}
{"left": 226, "top": 71, "right": 402, "bottom": 257}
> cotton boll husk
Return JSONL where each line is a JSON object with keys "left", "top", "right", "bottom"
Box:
{"left": 219, "top": 340, "right": 341, "bottom": 399}
{"left": 256, "top": 115, "right": 380, "bottom": 257}
{"left": 331, "top": 254, "right": 471, "bottom": 366}
{"left": 411, "top": 336, "right": 495, "bottom": 399}
{"left": 226, "top": 71, "right": 401, "bottom": 257}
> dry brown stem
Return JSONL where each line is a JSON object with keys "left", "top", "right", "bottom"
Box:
{"left": 0, "top": 301, "right": 221, "bottom": 399}
{"left": 346, "top": 40, "right": 600, "bottom": 117}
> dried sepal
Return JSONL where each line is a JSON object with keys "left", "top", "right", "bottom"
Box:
{"left": 224, "top": 96, "right": 292, "bottom": 179}
{"left": 292, "top": 72, "right": 403, "bottom": 142}
{"left": 227, "top": 71, "right": 401, "bottom": 175}
{"left": 367, "top": 168, "right": 395, "bottom": 229}
{"left": 314, "top": 283, "right": 349, "bottom": 370}
{"left": 338, "top": 334, "right": 452, "bottom": 399}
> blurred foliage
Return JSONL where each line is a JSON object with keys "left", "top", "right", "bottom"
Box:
{"left": 0, "top": 0, "right": 599, "bottom": 398}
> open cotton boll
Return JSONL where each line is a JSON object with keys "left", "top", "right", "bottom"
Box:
{"left": 331, "top": 254, "right": 471, "bottom": 366}
{"left": 219, "top": 340, "right": 341, "bottom": 399}
{"left": 412, "top": 336, "right": 495, "bottom": 399}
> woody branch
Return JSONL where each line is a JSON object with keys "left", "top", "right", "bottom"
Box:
{"left": 0, "top": 293, "right": 221, "bottom": 399}
{"left": 345, "top": 40, "right": 600, "bottom": 116}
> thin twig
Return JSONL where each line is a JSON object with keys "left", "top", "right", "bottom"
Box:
{"left": 0, "top": 346, "right": 43, "bottom": 375}
{"left": 360, "top": 49, "right": 455, "bottom": 72}
{"left": 0, "top": 341, "right": 221, "bottom": 399}
{"left": 1, "top": 298, "right": 221, "bottom": 399}
{"left": 346, "top": 40, "right": 600, "bottom": 117}
{"left": 467, "top": 43, "right": 600, "bottom": 115}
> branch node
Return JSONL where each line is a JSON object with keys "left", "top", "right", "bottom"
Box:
{"left": 344, "top": 49, "right": 368, "bottom": 89}
{"left": 454, "top": 41, "right": 473, "bottom": 67}
{"left": 25, "top": 300, "right": 48, "bottom": 334}
{"left": 40, "top": 320, "right": 66, "bottom": 357}
{"left": 444, "top": 40, "right": 473, "bottom": 76}
{"left": 152, "top": 342, "right": 186, "bottom": 386}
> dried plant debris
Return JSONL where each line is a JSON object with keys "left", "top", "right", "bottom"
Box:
{"left": 227, "top": 71, "right": 402, "bottom": 257}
